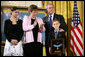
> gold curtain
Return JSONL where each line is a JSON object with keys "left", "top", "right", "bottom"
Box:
{"left": 42, "top": 1, "right": 84, "bottom": 56}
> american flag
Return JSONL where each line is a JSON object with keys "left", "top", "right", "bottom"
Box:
{"left": 70, "top": 1, "right": 83, "bottom": 56}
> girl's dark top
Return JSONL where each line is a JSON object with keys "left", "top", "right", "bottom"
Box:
{"left": 31, "top": 19, "right": 39, "bottom": 42}
{"left": 4, "top": 19, "right": 24, "bottom": 42}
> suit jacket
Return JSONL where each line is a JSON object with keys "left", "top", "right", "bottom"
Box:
{"left": 23, "top": 16, "right": 45, "bottom": 44}
{"left": 48, "top": 31, "right": 66, "bottom": 47}
{"left": 43, "top": 13, "right": 67, "bottom": 44}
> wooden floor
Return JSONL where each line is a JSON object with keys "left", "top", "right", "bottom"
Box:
{"left": 1, "top": 46, "right": 4, "bottom": 56}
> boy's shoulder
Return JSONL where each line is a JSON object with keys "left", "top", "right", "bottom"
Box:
{"left": 59, "top": 31, "right": 65, "bottom": 33}
{"left": 58, "top": 31, "right": 65, "bottom": 35}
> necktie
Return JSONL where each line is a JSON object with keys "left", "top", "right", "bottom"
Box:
{"left": 55, "top": 32, "right": 58, "bottom": 39}
{"left": 49, "top": 16, "right": 52, "bottom": 29}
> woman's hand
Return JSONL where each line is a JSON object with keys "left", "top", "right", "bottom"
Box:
{"left": 11, "top": 40, "right": 15, "bottom": 45}
{"left": 39, "top": 23, "right": 45, "bottom": 32}
{"left": 11, "top": 39, "right": 18, "bottom": 45}
{"left": 14, "top": 40, "right": 18, "bottom": 45}
{"left": 39, "top": 23, "right": 45, "bottom": 29}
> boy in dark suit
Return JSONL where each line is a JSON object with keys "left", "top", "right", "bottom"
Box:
{"left": 48, "top": 18, "right": 66, "bottom": 56}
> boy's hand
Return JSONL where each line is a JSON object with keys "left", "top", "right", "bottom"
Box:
{"left": 49, "top": 47, "right": 52, "bottom": 55}
{"left": 59, "top": 28, "right": 64, "bottom": 32}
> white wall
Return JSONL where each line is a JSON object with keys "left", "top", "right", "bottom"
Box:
{"left": 1, "top": 1, "right": 43, "bottom": 8}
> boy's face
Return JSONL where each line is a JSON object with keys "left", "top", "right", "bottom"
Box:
{"left": 52, "top": 21, "right": 60, "bottom": 30}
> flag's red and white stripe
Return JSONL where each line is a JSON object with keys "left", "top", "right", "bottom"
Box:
{"left": 70, "top": 22, "right": 83, "bottom": 56}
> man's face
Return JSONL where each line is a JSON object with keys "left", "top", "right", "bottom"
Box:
{"left": 47, "top": 5, "right": 54, "bottom": 15}
{"left": 52, "top": 21, "right": 60, "bottom": 30}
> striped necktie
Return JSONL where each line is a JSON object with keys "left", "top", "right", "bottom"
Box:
{"left": 49, "top": 16, "right": 52, "bottom": 29}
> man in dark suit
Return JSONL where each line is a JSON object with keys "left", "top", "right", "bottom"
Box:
{"left": 43, "top": 3, "right": 67, "bottom": 56}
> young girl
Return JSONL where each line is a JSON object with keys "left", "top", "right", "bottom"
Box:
{"left": 4, "top": 7, "right": 23, "bottom": 56}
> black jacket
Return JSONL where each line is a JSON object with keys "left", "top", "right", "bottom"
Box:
{"left": 48, "top": 31, "right": 66, "bottom": 48}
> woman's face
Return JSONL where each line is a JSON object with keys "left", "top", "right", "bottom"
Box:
{"left": 30, "top": 10, "right": 38, "bottom": 18}
{"left": 12, "top": 10, "right": 19, "bottom": 18}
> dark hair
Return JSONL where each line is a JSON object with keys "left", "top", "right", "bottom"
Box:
{"left": 11, "top": 7, "right": 18, "bottom": 12}
{"left": 28, "top": 5, "right": 38, "bottom": 12}
{"left": 52, "top": 18, "right": 60, "bottom": 24}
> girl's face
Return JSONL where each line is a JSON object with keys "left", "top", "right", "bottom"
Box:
{"left": 52, "top": 21, "right": 60, "bottom": 30}
{"left": 30, "top": 10, "right": 38, "bottom": 18}
{"left": 12, "top": 10, "right": 19, "bottom": 18}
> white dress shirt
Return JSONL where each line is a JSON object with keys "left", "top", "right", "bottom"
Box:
{"left": 48, "top": 13, "right": 54, "bottom": 21}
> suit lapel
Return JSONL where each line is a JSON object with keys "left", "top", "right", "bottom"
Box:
{"left": 51, "top": 32, "right": 55, "bottom": 39}
{"left": 53, "top": 13, "right": 59, "bottom": 20}
{"left": 53, "top": 13, "right": 56, "bottom": 20}
{"left": 45, "top": 15, "right": 49, "bottom": 22}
